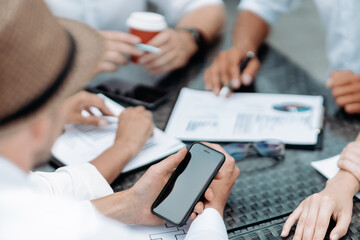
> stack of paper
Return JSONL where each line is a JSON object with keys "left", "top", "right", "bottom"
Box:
{"left": 166, "top": 88, "right": 324, "bottom": 145}
{"left": 51, "top": 94, "right": 185, "bottom": 173}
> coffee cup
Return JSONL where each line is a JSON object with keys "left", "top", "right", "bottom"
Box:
{"left": 126, "top": 12, "right": 167, "bottom": 63}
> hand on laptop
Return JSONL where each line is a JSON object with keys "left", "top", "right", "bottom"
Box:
{"left": 114, "top": 106, "right": 154, "bottom": 159}
{"left": 281, "top": 171, "right": 359, "bottom": 240}
{"left": 204, "top": 47, "right": 260, "bottom": 95}
{"left": 62, "top": 91, "right": 114, "bottom": 126}
{"left": 327, "top": 70, "right": 360, "bottom": 114}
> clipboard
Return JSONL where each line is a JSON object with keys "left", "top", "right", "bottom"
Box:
{"left": 164, "top": 88, "right": 325, "bottom": 150}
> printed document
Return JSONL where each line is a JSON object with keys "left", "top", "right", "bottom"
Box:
{"left": 165, "top": 88, "right": 324, "bottom": 145}
{"left": 51, "top": 94, "right": 184, "bottom": 173}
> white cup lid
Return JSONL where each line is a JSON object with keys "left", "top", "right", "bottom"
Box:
{"left": 126, "top": 12, "right": 167, "bottom": 32}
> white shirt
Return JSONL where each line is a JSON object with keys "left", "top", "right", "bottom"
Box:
{"left": 239, "top": 0, "right": 360, "bottom": 75}
{"left": 0, "top": 156, "right": 227, "bottom": 239}
{"left": 45, "top": 0, "right": 223, "bottom": 31}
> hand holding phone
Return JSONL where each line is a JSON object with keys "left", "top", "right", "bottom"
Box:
{"left": 202, "top": 143, "right": 240, "bottom": 217}
{"left": 91, "top": 144, "right": 239, "bottom": 227}
{"left": 116, "top": 147, "right": 219, "bottom": 226}
{"left": 151, "top": 142, "right": 226, "bottom": 226}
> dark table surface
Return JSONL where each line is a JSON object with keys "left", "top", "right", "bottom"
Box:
{"left": 95, "top": 43, "right": 360, "bottom": 239}
{"left": 106, "top": 42, "right": 360, "bottom": 182}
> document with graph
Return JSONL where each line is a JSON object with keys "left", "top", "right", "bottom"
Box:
{"left": 51, "top": 94, "right": 185, "bottom": 173}
{"left": 165, "top": 88, "right": 324, "bottom": 145}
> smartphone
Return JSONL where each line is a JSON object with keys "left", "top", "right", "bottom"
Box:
{"left": 89, "top": 79, "right": 168, "bottom": 109}
{"left": 151, "top": 142, "right": 225, "bottom": 226}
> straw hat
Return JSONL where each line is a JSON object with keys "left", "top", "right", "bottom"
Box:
{"left": 0, "top": 0, "right": 104, "bottom": 132}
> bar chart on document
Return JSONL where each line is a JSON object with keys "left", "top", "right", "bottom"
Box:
{"left": 165, "top": 88, "right": 324, "bottom": 145}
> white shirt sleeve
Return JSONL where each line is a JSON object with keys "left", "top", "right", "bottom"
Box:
{"left": 185, "top": 208, "right": 228, "bottom": 240}
{"left": 238, "top": 0, "right": 302, "bottom": 25}
{"left": 29, "top": 163, "right": 114, "bottom": 201}
{"left": 150, "top": 0, "right": 224, "bottom": 27}
{"left": 0, "top": 189, "right": 135, "bottom": 240}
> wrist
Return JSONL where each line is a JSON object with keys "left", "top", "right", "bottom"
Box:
{"left": 205, "top": 203, "right": 224, "bottom": 218}
{"left": 91, "top": 189, "right": 136, "bottom": 224}
{"left": 176, "top": 29, "right": 199, "bottom": 56}
{"left": 326, "top": 170, "right": 360, "bottom": 196}
{"left": 115, "top": 189, "right": 137, "bottom": 224}
{"left": 112, "top": 140, "right": 137, "bottom": 159}
{"left": 233, "top": 40, "right": 258, "bottom": 54}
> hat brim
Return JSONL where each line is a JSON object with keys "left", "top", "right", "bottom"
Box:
{"left": 0, "top": 18, "right": 104, "bottom": 135}
{"left": 53, "top": 18, "right": 104, "bottom": 102}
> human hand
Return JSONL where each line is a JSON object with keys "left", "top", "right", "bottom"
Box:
{"left": 124, "top": 148, "right": 221, "bottom": 225}
{"left": 62, "top": 91, "right": 114, "bottom": 126}
{"left": 327, "top": 70, "right": 360, "bottom": 114}
{"left": 97, "top": 31, "right": 144, "bottom": 72}
{"left": 113, "top": 106, "right": 154, "bottom": 158}
{"left": 201, "top": 143, "right": 240, "bottom": 217}
{"left": 138, "top": 29, "right": 198, "bottom": 75}
{"left": 204, "top": 47, "right": 260, "bottom": 96}
{"left": 281, "top": 171, "right": 357, "bottom": 240}
{"left": 338, "top": 133, "right": 360, "bottom": 182}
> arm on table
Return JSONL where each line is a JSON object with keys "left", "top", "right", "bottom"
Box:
{"left": 90, "top": 106, "right": 153, "bottom": 184}
{"left": 30, "top": 105, "right": 153, "bottom": 200}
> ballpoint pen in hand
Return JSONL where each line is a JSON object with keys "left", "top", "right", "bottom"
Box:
{"left": 136, "top": 43, "right": 162, "bottom": 54}
{"left": 102, "top": 116, "right": 119, "bottom": 124}
{"left": 219, "top": 51, "right": 255, "bottom": 97}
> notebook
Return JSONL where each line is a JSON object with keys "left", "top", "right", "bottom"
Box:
{"left": 51, "top": 94, "right": 185, "bottom": 173}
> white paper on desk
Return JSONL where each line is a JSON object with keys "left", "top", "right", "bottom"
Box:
{"left": 51, "top": 94, "right": 185, "bottom": 173}
{"left": 123, "top": 222, "right": 190, "bottom": 240}
{"left": 311, "top": 155, "right": 360, "bottom": 199}
{"left": 165, "top": 88, "right": 324, "bottom": 145}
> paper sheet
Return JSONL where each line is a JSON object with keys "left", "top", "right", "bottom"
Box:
{"left": 311, "top": 155, "right": 360, "bottom": 199}
{"left": 51, "top": 94, "right": 185, "bottom": 173}
{"left": 124, "top": 222, "right": 190, "bottom": 240}
{"left": 165, "top": 88, "right": 324, "bottom": 145}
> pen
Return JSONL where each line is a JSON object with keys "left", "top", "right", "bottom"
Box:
{"left": 219, "top": 51, "right": 255, "bottom": 97}
{"left": 88, "top": 107, "right": 118, "bottom": 125}
{"left": 102, "top": 116, "right": 118, "bottom": 124}
{"left": 136, "top": 43, "right": 162, "bottom": 54}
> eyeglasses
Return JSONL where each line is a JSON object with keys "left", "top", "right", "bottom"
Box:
{"left": 223, "top": 140, "right": 285, "bottom": 162}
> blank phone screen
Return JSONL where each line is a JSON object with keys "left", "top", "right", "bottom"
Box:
{"left": 152, "top": 143, "right": 224, "bottom": 225}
